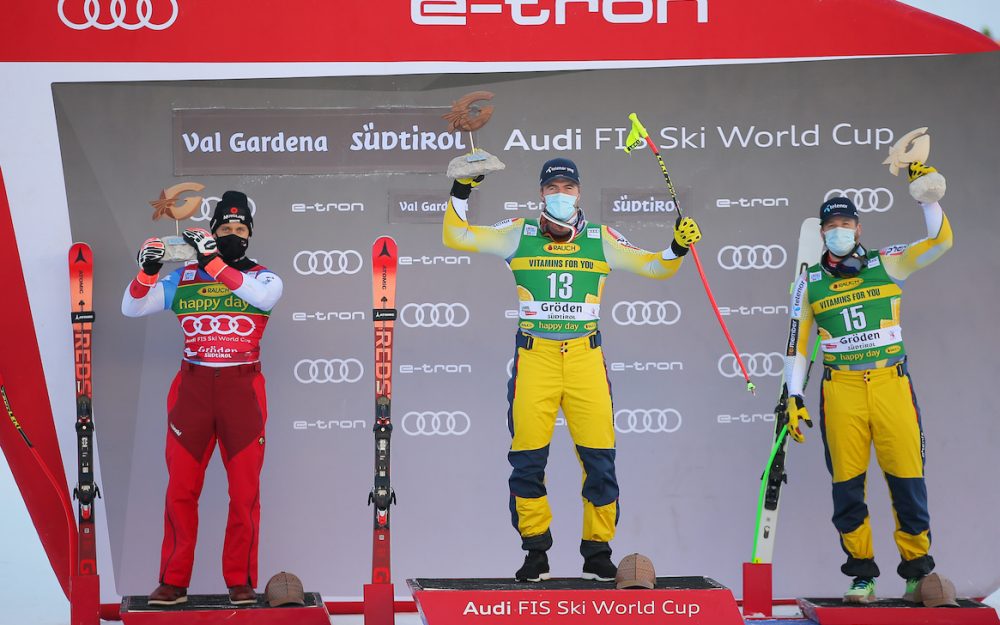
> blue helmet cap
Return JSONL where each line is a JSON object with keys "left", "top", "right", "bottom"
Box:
{"left": 539, "top": 157, "right": 580, "bottom": 187}
{"left": 820, "top": 196, "right": 858, "bottom": 223}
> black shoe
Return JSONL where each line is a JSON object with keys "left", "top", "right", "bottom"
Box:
{"left": 582, "top": 553, "right": 617, "bottom": 581}
{"left": 515, "top": 550, "right": 551, "bottom": 582}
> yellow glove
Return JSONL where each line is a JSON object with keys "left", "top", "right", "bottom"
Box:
{"left": 670, "top": 216, "right": 702, "bottom": 256}
{"left": 907, "top": 162, "right": 946, "bottom": 203}
{"left": 907, "top": 161, "right": 937, "bottom": 183}
{"left": 786, "top": 395, "right": 813, "bottom": 444}
{"left": 674, "top": 216, "right": 701, "bottom": 247}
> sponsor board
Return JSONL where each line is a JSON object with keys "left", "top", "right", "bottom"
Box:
{"left": 599, "top": 188, "right": 677, "bottom": 223}
{"left": 389, "top": 190, "right": 460, "bottom": 224}
{"left": 174, "top": 107, "right": 466, "bottom": 175}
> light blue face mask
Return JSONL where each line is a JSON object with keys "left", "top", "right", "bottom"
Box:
{"left": 543, "top": 193, "right": 577, "bottom": 221}
{"left": 824, "top": 227, "right": 857, "bottom": 256}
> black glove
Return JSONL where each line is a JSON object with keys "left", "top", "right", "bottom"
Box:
{"left": 450, "top": 175, "right": 485, "bottom": 201}
{"left": 136, "top": 237, "right": 165, "bottom": 276}
{"left": 182, "top": 227, "right": 219, "bottom": 268}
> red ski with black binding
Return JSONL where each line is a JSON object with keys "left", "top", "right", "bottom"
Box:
{"left": 69, "top": 242, "right": 100, "bottom": 578}
{"left": 369, "top": 236, "right": 398, "bottom": 584}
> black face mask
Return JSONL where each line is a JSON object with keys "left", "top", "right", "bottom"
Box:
{"left": 216, "top": 233, "right": 249, "bottom": 262}
{"left": 824, "top": 244, "right": 868, "bottom": 278}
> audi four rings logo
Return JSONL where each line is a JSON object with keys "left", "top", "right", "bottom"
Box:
{"left": 58, "top": 0, "right": 179, "bottom": 30}
{"left": 717, "top": 245, "right": 787, "bottom": 270}
{"left": 293, "top": 250, "right": 364, "bottom": 276}
{"left": 190, "top": 196, "right": 258, "bottom": 222}
{"left": 611, "top": 301, "right": 681, "bottom": 326}
{"left": 400, "top": 303, "right": 470, "bottom": 328}
{"left": 614, "top": 409, "right": 682, "bottom": 434}
{"left": 718, "top": 353, "right": 784, "bottom": 378}
{"left": 180, "top": 315, "right": 255, "bottom": 337}
{"left": 401, "top": 411, "right": 471, "bottom": 436}
{"left": 294, "top": 359, "right": 364, "bottom": 384}
{"left": 824, "top": 188, "right": 894, "bottom": 213}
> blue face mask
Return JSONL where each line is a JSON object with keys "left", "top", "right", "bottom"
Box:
{"left": 824, "top": 227, "right": 857, "bottom": 257}
{"left": 543, "top": 193, "right": 577, "bottom": 221}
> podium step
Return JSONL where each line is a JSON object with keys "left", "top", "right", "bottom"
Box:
{"left": 408, "top": 576, "right": 743, "bottom": 625}
{"left": 120, "top": 592, "right": 331, "bottom": 624}
{"left": 798, "top": 596, "right": 1000, "bottom": 625}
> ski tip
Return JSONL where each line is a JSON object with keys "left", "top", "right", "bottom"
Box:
{"left": 68, "top": 242, "right": 93, "bottom": 262}
{"left": 372, "top": 236, "right": 398, "bottom": 257}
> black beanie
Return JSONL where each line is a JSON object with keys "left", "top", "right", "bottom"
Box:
{"left": 210, "top": 191, "right": 253, "bottom": 235}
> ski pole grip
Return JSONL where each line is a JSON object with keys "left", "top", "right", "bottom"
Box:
{"left": 628, "top": 113, "right": 650, "bottom": 139}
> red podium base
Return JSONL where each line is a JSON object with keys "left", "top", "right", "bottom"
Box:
{"left": 408, "top": 576, "right": 743, "bottom": 625}
{"left": 119, "top": 592, "right": 331, "bottom": 625}
{"left": 71, "top": 574, "right": 101, "bottom": 625}
{"left": 741, "top": 562, "right": 773, "bottom": 617}
{"left": 364, "top": 582, "right": 396, "bottom": 625}
{"left": 798, "top": 596, "right": 1000, "bottom": 625}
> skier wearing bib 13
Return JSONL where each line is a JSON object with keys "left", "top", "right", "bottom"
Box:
{"left": 783, "top": 163, "right": 952, "bottom": 604}
{"left": 122, "top": 191, "right": 283, "bottom": 606}
{"left": 443, "top": 157, "right": 701, "bottom": 582}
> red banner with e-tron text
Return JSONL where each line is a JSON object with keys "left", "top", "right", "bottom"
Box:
{"left": 1, "top": 0, "right": 996, "bottom": 63}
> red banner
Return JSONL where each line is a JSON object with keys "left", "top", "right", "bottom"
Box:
{"left": 1, "top": 0, "right": 996, "bottom": 63}
{"left": 0, "top": 169, "right": 75, "bottom": 600}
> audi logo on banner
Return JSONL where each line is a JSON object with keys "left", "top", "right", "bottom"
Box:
{"left": 180, "top": 314, "right": 255, "bottom": 337}
{"left": 717, "top": 245, "right": 787, "bottom": 270}
{"left": 401, "top": 411, "right": 471, "bottom": 436}
{"left": 400, "top": 303, "right": 470, "bottom": 328}
{"left": 293, "top": 250, "right": 364, "bottom": 276}
{"left": 611, "top": 301, "right": 682, "bottom": 326}
{"left": 294, "top": 359, "right": 364, "bottom": 384}
{"left": 614, "top": 409, "right": 682, "bottom": 434}
{"left": 58, "top": 0, "right": 179, "bottom": 30}
{"left": 718, "top": 353, "right": 784, "bottom": 378}
{"left": 190, "top": 196, "right": 258, "bottom": 222}
{"left": 824, "top": 188, "right": 893, "bottom": 213}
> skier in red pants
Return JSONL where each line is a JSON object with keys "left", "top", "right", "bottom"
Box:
{"left": 122, "top": 191, "right": 282, "bottom": 606}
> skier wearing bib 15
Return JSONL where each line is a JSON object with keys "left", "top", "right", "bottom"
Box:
{"left": 443, "top": 157, "right": 701, "bottom": 582}
{"left": 783, "top": 164, "right": 952, "bottom": 604}
{"left": 121, "top": 191, "right": 283, "bottom": 606}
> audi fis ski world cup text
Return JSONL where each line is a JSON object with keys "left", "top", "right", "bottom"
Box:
{"left": 462, "top": 598, "right": 701, "bottom": 617}
{"left": 504, "top": 124, "right": 898, "bottom": 152}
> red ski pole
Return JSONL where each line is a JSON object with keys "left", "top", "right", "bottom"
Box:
{"left": 624, "top": 113, "right": 755, "bottom": 394}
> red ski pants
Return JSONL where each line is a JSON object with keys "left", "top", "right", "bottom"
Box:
{"left": 159, "top": 361, "right": 267, "bottom": 588}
